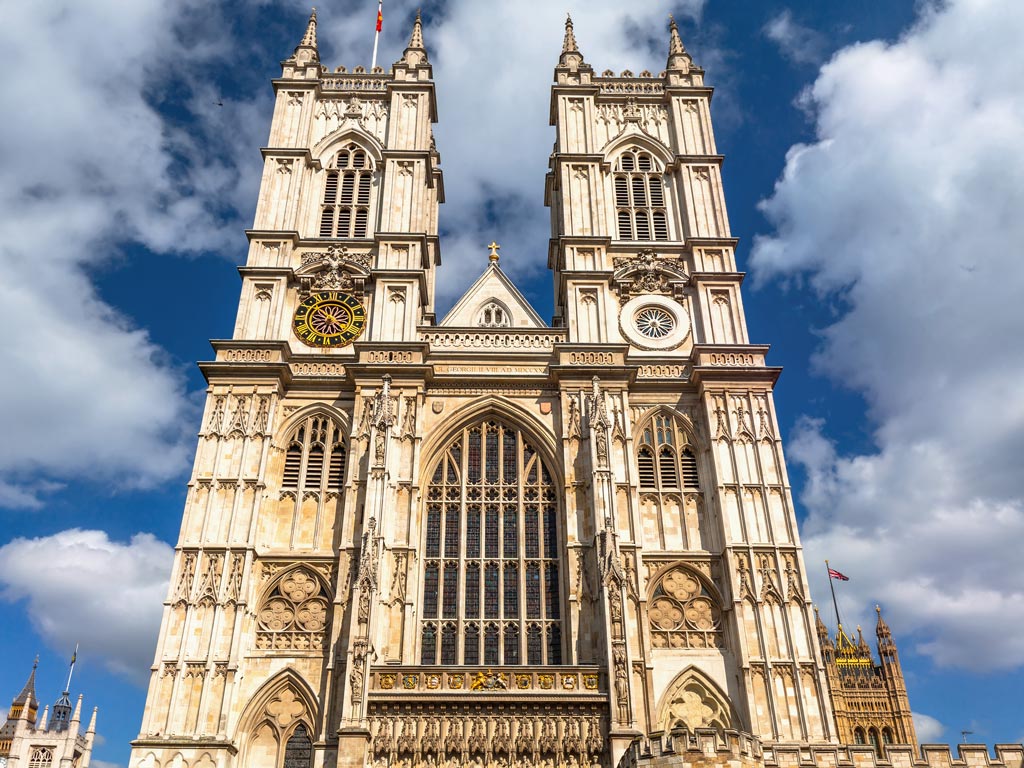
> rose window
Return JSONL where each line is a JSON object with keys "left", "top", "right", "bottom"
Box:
{"left": 256, "top": 568, "right": 329, "bottom": 651}
{"left": 634, "top": 306, "right": 675, "bottom": 339}
{"left": 649, "top": 566, "right": 723, "bottom": 649}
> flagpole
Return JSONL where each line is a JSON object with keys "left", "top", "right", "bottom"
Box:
{"left": 65, "top": 643, "right": 78, "bottom": 692}
{"left": 371, "top": 0, "right": 382, "bottom": 70}
{"left": 825, "top": 560, "right": 842, "bottom": 629}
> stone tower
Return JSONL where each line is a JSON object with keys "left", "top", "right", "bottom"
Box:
{"left": 0, "top": 659, "right": 98, "bottom": 768}
{"left": 128, "top": 11, "right": 869, "bottom": 768}
{"left": 816, "top": 609, "right": 918, "bottom": 753}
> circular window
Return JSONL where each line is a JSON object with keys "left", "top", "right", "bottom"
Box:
{"left": 634, "top": 307, "right": 675, "bottom": 339}
{"left": 619, "top": 295, "right": 691, "bottom": 351}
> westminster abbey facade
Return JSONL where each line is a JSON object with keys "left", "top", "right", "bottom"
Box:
{"left": 125, "top": 11, "right": 962, "bottom": 768}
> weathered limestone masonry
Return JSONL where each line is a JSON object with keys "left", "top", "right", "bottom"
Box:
{"left": 127, "top": 10, "right": 1010, "bottom": 768}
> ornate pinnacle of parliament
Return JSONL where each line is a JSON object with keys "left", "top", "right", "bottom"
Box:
{"left": 399, "top": 10, "right": 429, "bottom": 67}
{"left": 558, "top": 14, "right": 586, "bottom": 69}
{"left": 291, "top": 8, "right": 320, "bottom": 65}
{"left": 666, "top": 15, "right": 692, "bottom": 71}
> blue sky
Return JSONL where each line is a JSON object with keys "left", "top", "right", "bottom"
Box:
{"left": 1, "top": 0, "right": 1023, "bottom": 764}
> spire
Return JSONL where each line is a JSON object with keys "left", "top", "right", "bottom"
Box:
{"left": 856, "top": 625, "right": 871, "bottom": 654}
{"left": 39, "top": 705, "right": 49, "bottom": 730}
{"left": 558, "top": 14, "right": 586, "bottom": 70}
{"left": 668, "top": 15, "right": 685, "bottom": 54}
{"left": 409, "top": 9, "right": 424, "bottom": 50}
{"left": 562, "top": 14, "right": 579, "bottom": 54}
{"left": 13, "top": 657, "right": 38, "bottom": 707}
{"left": 875, "top": 605, "right": 892, "bottom": 640}
{"left": 301, "top": 8, "right": 318, "bottom": 48}
{"left": 666, "top": 15, "right": 692, "bottom": 72}
{"left": 291, "top": 8, "right": 320, "bottom": 66}
{"left": 71, "top": 694, "right": 83, "bottom": 723}
{"left": 86, "top": 707, "right": 97, "bottom": 734}
{"left": 399, "top": 10, "right": 429, "bottom": 67}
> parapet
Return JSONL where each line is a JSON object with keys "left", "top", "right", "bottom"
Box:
{"left": 623, "top": 731, "right": 1023, "bottom": 768}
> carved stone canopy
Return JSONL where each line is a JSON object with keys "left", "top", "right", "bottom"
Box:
{"left": 296, "top": 244, "right": 372, "bottom": 298}
{"left": 611, "top": 249, "right": 689, "bottom": 305}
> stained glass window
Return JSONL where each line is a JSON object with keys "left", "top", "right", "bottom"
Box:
{"left": 419, "top": 418, "right": 563, "bottom": 664}
{"left": 284, "top": 724, "right": 312, "bottom": 768}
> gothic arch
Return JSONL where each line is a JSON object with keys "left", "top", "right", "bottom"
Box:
{"left": 253, "top": 565, "right": 333, "bottom": 653}
{"left": 634, "top": 405, "right": 701, "bottom": 449}
{"left": 418, "top": 396, "right": 561, "bottom": 488}
{"left": 313, "top": 127, "right": 384, "bottom": 167}
{"left": 602, "top": 134, "right": 674, "bottom": 167}
{"left": 654, "top": 667, "right": 737, "bottom": 733}
{"left": 416, "top": 406, "right": 565, "bottom": 666}
{"left": 235, "top": 668, "right": 320, "bottom": 756}
{"left": 273, "top": 403, "right": 350, "bottom": 451}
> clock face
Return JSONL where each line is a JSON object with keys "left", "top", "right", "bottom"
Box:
{"left": 293, "top": 291, "right": 366, "bottom": 347}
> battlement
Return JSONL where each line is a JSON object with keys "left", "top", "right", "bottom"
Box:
{"left": 623, "top": 731, "right": 1024, "bottom": 768}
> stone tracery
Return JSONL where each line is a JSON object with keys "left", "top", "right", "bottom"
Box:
{"left": 648, "top": 566, "right": 723, "bottom": 650}
{"left": 255, "top": 568, "right": 331, "bottom": 651}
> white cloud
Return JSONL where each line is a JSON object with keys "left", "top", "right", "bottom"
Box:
{"left": 913, "top": 712, "right": 945, "bottom": 743}
{"left": 0, "top": 529, "right": 173, "bottom": 685}
{"left": 763, "top": 9, "right": 827, "bottom": 65}
{"left": 752, "top": 0, "right": 1024, "bottom": 670}
{"left": 0, "top": 0, "right": 266, "bottom": 507}
{"left": 314, "top": 1, "right": 706, "bottom": 305}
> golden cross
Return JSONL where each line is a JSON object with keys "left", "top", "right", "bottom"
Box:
{"left": 487, "top": 241, "right": 501, "bottom": 262}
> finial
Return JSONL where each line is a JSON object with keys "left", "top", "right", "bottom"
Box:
{"left": 39, "top": 704, "right": 49, "bottom": 730}
{"left": 563, "top": 14, "right": 579, "bottom": 53}
{"left": 71, "top": 694, "right": 83, "bottom": 723}
{"left": 487, "top": 241, "right": 501, "bottom": 263}
{"left": 86, "top": 707, "right": 98, "bottom": 734}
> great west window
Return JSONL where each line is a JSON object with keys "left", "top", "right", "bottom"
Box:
{"left": 421, "top": 419, "right": 562, "bottom": 665}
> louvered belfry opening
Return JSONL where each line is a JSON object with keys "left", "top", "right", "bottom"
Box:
{"left": 637, "top": 413, "right": 701, "bottom": 492}
{"left": 613, "top": 147, "right": 669, "bottom": 242}
{"left": 421, "top": 419, "right": 563, "bottom": 666}
{"left": 281, "top": 415, "right": 348, "bottom": 492}
{"left": 320, "top": 144, "right": 373, "bottom": 238}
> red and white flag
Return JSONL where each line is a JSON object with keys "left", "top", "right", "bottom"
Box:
{"left": 376, "top": 0, "right": 383, "bottom": 32}
{"left": 828, "top": 567, "right": 850, "bottom": 581}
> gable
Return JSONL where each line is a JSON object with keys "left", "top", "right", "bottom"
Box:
{"left": 439, "top": 264, "right": 546, "bottom": 328}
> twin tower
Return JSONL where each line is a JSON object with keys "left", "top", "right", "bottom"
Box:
{"left": 125, "top": 11, "right": 920, "bottom": 768}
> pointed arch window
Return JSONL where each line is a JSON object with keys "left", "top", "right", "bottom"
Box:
{"left": 477, "top": 301, "right": 511, "bottom": 328}
{"left": 29, "top": 749, "right": 53, "bottom": 768}
{"left": 613, "top": 147, "right": 670, "bottom": 242}
{"left": 281, "top": 415, "right": 348, "bottom": 493}
{"left": 637, "top": 414, "right": 700, "bottom": 491}
{"left": 284, "top": 723, "right": 313, "bottom": 768}
{"left": 421, "top": 419, "right": 562, "bottom": 664}
{"left": 320, "top": 143, "right": 374, "bottom": 239}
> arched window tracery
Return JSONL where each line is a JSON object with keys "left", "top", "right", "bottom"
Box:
{"left": 29, "top": 749, "right": 53, "bottom": 768}
{"left": 613, "top": 147, "right": 670, "bottom": 242}
{"left": 648, "top": 565, "right": 724, "bottom": 649}
{"left": 319, "top": 143, "right": 374, "bottom": 239}
{"left": 421, "top": 418, "right": 562, "bottom": 665}
{"left": 477, "top": 301, "right": 511, "bottom": 328}
{"left": 637, "top": 413, "right": 700, "bottom": 492}
{"left": 636, "top": 410, "right": 712, "bottom": 549}
{"left": 255, "top": 568, "right": 330, "bottom": 651}
{"left": 281, "top": 414, "right": 347, "bottom": 493}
